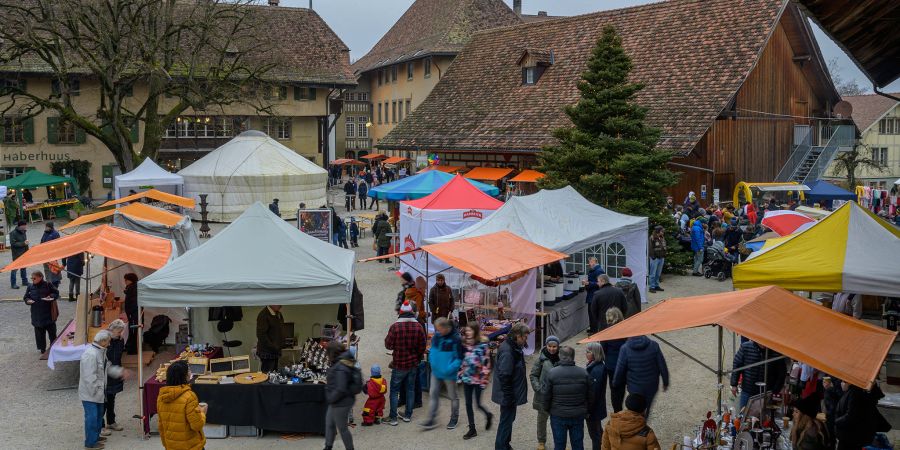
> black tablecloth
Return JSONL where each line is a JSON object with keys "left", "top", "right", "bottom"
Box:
{"left": 543, "top": 291, "right": 590, "bottom": 343}
{"left": 193, "top": 382, "right": 327, "bottom": 434}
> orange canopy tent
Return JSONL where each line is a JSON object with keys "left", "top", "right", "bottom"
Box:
{"left": 421, "top": 165, "right": 467, "bottom": 174}
{"left": 98, "top": 188, "right": 195, "bottom": 209}
{"left": 360, "top": 153, "right": 386, "bottom": 160}
{"left": 60, "top": 202, "right": 185, "bottom": 231}
{"left": 331, "top": 158, "right": 365, "bottom": 166}
{"left": 464, "top": 167, "right": 513, "bottom": 182}
{"left": 509, "top": 169, "right": 545, "bottom": 183}
{"left": 420, "top": 231, "right": 566, "bottom": 282}
{"left": 382, "top": 156, "right": 409, "bottom": 165}
{"left": 580, "top": 286, "right": 896, "bottom": 390}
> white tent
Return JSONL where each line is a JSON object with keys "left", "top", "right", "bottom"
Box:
{"left": 139, "top": 202, "right": 355, "bottom": 307}
{"left": 178, "top": 130, "right": 327, "bottom": 222}
{"left": 114, "top": 158, "right": 184, "bottom": 199}
{"left": 426, "top": 186, "right": 649, "bottom": 296}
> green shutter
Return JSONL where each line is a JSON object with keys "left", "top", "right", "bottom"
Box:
{"left": 294, "top": 86, "right": 301, "bottom": 101}
{"left": 47, "top": 117, "right": 59, "bottom": 144}
{"left": 75, "top": 124, "right": 86, "bottom": 144}
{"left": 309, "top": 88, "right": 316, "bottom": 100}
{"left": 24, "top": 117, "right": 34, "bottom": 144}
{"left": 279, "top": 86, "right": 288, "bottom": 100}
{"left": 131, "top": 122, "right": 139, "bottom": 143}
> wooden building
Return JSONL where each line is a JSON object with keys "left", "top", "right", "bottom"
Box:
{"left": 376, "top": 0, "right": 845, "bottom": 202}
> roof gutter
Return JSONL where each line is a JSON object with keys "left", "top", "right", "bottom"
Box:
{"left": 875, "top": 88, "right": 900, "bottom": 102}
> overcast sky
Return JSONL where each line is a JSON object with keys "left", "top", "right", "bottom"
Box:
{"left": 284, "top": 0, "right": 899, "bottom": 93}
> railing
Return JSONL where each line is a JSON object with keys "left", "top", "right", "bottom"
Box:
{"left": 802, "top": 124, "right": 856, "bottom": 183}
{"left": 775, "top": 128, "right": 813, "bottom": 182}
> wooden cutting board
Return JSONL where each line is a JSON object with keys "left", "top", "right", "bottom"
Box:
{"left": 233, "top": 372, "right": 268, "bottom": 385}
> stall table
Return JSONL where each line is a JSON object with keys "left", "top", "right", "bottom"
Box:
{"left": 47, "top": 309, "right": 129, "bottom": 369}
{"left": 24, "top": 198, "right": 79, "bottom": 222}
{"left": 538, "top": 291, "right": 589, "bottom": 344}
{"left": 142, "top": 377, "right": 327, "bottom": 435}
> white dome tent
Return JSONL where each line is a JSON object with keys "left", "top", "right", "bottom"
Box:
{"left": 114, "top": 158, "right": 184, "bottom": 199}
{"left": 178, "top": 130, "right": 327, "bottom": 222}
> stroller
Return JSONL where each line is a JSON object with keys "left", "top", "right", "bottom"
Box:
{"left": 703, "top": 241, "right": 735, "bottom": 281}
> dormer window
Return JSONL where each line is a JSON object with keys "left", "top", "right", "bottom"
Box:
{"left": 518, "top": 48, "right": 553, "bottom": 86}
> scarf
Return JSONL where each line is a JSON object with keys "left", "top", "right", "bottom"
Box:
{"left": 541, "top": 347, "right": 560, "bottom": 365}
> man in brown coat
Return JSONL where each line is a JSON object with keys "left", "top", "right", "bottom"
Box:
{"left": 256, "top": 305, "right": 285, "bottom": 373}
{"left": 602, "top": 394, "right": 660, "bottom": 450}
{"left": 427, "top": 274, "right": 456, "bottom": 323}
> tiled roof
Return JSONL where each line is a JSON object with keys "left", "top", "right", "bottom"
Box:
{"left": 351, "top": 0, "right": 522, "bottom": 75}
{"left": 843, "top": 94, "right": 900, "bottom": 133}
{"left": 377, "top": 0, "right": 786, "bottom": 156}
{"left": 0, "top": 4, "right": 355, "bottom": 86}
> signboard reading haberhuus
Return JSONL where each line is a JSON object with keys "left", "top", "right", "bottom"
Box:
{"left": 3, "top": 150, "right": 72, "bottom": 162}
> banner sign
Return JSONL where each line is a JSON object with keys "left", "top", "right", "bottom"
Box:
{"left": 297, "top": 209, "right": 332, "bottom": 243}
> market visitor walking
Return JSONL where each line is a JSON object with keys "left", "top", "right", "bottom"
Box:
{"left": 603, "top": 308, "right": 627, "bottom": 413}
{"left": 613, "top": 335, "right": 669, "bottom": 417}
{"left": 589, "top": 275, "right": 626, "bottom": 333}
{"left": 531, "top": 335, "right": 561, "bottom": 450}
{"left": 324, "top": 345, "right": 363, "bottom": 450}
{"left": 542, "top": 346, "right": 592, "bottom": 450}
{"left": 602, "top": 394, "right": 661, "bottom": 450}
{"left": 80, "top": 330, "right": 125, "bottom": 450}
{"left": 457, "top": 322, "right": 493, "bottom": 440}
{"left": 24, "top": 270, "right": 59, "bottom": 354}
{"left": 420, "top": 317, "right": 463, "bottom": 430}
{"left": 493, "top": 322, "right": 530, "bottom": 450}
{"left": 585, "top": 342, "right": 608, "bottom": 450}
{"left": 9, "top": 220, "right": 29, "bottom": 289}
{"left": 385, "top": 301, "right": 426, "bottom": 425}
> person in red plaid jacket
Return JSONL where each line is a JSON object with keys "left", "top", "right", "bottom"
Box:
{"left": 384, "top": 301, "right": 426, "bottom": 426}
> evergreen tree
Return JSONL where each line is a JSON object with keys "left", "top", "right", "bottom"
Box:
{"left": 538, "top": 25, "right": 687, "bottom": 269}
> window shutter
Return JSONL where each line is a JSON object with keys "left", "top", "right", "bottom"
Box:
{"left": 279, "top": 86, "right": 288, "bottom": 100}
{"left": 294, "top": 86, "right": 301, "bottom": 101}
{"left": 75, "top": 124, "right": 86, "bottom": 144}
{"left": 47, "top": 117, "right": 59, "bottom": 144}
{"left": 24, "top": 117, "right": 34, "bottom": 144}
{"left": 309, "top": 88, "right": 316, "bottom": 100}
{"left": 19, "top": 79, "right": 26, "bottom": 93}
{"left": 131, "top": 122, "right": 139, "bottom": 143}
{"left": 72, "top": 79, "right": 81, "bottom": 96}
{"left": 522, "top": 68, "right": 527, "bottom": 85}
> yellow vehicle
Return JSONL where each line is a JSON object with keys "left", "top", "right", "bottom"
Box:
{"left": 732, "top": 181, "right": 807, "bottom": 207}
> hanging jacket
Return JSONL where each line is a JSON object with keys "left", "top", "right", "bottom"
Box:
{"left": 613, "top": 336, "right": 669, "bottom": 398}
{"left": 157, "top": 384, "right": 206, "bottom": 450}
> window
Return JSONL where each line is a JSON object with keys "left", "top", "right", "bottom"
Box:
{"left": 564, "top": 244, "right": 604, "bottom": 274}
{"left": 406, "top": 100, "right": 411, "bottom": 116}
{"left": 392, "top": 101, "right": 397, "bottom": 124}
{"left": 345, "top": 119, "right": 356, "bottom": 138}
{"left": 194, "top": 117, "right": 216, "bottom": 138}
{"left": 1, "top": 116, "right": 30, "bottom": 144}
{"left": 378, "top": 70, "right": 383, "bottom": 86}
{"left": 357, "top": 119, "right": 367, "bottom": 138}
{"left": 872, "top": 147, "right": 888, "bottom": 166}
{"left": 1, "top": 78, "right": 27, "bottom": 94}
{"left": 424, "top": 57, "right": 432, "bottom": 78}
{"left": 1, "top": 166, "right": 35, "bottom": 181}
{"left": 398, "top": 101, "right": 403, "bottom": 122}
{"left": 880, "top": 118, "right": 900, "bottom": 135}
{"left": 266, "top": 118, "right": 291, "bottom": 140}
{"left": 391, "top": 65, "right": 398, "bottom": 83}
{"left": 57, "top": 119, "right": 78, "bottom": 144}
{"left": 407, "top": 62, "right": 414, "bottom": 80}
{"left": 294, "top": 86, "right": 316, "bottom": 101}
{"left": 605, "top": 242, "right": 627, "bottom": 279}
{"left": 358, "top": 92, "right": 369, "bottom": 102}
{"left": 51, "top": 78, "right": 81, "bottom": 97}
{"left": 216, "top": 117, "right": 233, "bottom": 137}
{"left": 522, "top": 67, "right": 537, "bottom": 85}
{"left": 346, "top": 92, "right": 355, "bottom": 101}
{"left": 264, "top": 85, "right": 287, "bottom": 101}
{"left": 377, "top": 103, "right": 382, "bottom": 124}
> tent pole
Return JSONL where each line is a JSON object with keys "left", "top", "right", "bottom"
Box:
{"left": 137, "top": 305, "right": 145, "bottom": 437}
{"left": 84, "top": 254, "right": 91, "bottom": 344}
{"left": 717, "top": 325, "right": 723, "bottom": 416}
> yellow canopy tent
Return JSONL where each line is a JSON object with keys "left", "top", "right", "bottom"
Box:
{"left": 733, "top": 202, "right": 900, "bottom": 296}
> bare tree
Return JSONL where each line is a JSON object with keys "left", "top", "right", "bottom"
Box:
{"left": 0, "top": 0, "right": 276, "bottom": 171}
{"left": 831, "top": 144, "right": 885, "bottom": 188}
{"left": 826, "top": 57, "right": 866, "bottom": 97}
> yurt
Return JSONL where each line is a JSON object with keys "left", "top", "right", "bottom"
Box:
{"left": 178, "top": 131, "right": 327, "bottom": 222}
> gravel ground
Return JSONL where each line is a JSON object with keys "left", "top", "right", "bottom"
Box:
{"left": 0, "top": 195, "right": 835, "bottom": 449}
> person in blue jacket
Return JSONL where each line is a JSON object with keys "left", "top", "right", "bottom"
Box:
{"left": 582, "top": 257, "right": 606, "bottom": 333}
{"left": 690, "top": 217, "right": 707, "bottom": 276}
{"left": 613, "top": 335, "right": 669, "bottom": 417}
{"left": 421, "top": 317, "right": 463, "bottom": 430}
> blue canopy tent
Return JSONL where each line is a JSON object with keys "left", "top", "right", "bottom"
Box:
{"left": 805, "top": 180, "right": 856, "bottom": 207}
{"left": 369, "top": 170, "right": 500, "bottom": 201}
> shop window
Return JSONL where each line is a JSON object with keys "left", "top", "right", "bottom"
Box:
{"left": 605, "top": 242, "right": 626, "bottom": 278}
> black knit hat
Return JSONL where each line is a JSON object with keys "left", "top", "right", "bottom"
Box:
{"left": 625, "top": 393, "right": 647, "bottom": 413}
{"left": 794, "top": 395, "right": 819, "bottom": 418}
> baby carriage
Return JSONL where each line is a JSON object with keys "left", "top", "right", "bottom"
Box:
{"left": 703, "top": 241, "right": 735, "bottom": 281}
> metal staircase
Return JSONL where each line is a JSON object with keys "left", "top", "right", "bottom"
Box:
{"left": 775, "top": 125, "right": 855, "bottom": 184}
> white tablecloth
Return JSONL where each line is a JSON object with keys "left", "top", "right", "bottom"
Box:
{"left": 47, "top": 316, "right": 129, "bottom": 369}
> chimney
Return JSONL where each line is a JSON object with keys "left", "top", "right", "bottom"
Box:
{"left": 513, "top": 0, "right": 522, "bottom": 15}
{"left": 268, "top": 0, "right": 278, "bottom": 5}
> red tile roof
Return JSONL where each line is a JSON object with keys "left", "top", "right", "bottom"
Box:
{"left": 377, "top": 0, "right": 786, "bottom": 156}
{"left": 843, "top": 94, "right": 900, "bottom": 133}
{"left": 351, "top": 0, "right": 522, "bottom": 75}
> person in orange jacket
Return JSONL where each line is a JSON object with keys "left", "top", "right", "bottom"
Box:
{"left": 362, "top": 364, "right": 388, "bottom": 425}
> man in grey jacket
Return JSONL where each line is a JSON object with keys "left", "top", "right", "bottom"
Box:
{"left": 80, "top": 330, "right": 125, "bottom": 449}
{"left": 542, "top": 346, "right": 593, "bottom": 450}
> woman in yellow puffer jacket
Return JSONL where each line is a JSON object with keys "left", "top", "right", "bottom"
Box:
{"left": 157, "top": 361, "right": 206, "bottom": 450}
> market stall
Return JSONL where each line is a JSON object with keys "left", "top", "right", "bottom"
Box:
{"left": 733, "top": 202, "right": 900, "bottom": 297}
{"left": 417, "top": 231, "right": 567, "bottom": 354}
{"left": 0, "top": 170, "right": 79, "bottom": 222}
{"left": 426, "top": 186, "right": 648, "bottom": 343}
{"left": 137, "top": 202, "right": 356, "bottom": 435}
{"left": 114, "top": 158, "right": 184, "bottom": 199}
{"left": 580, "top": 286, "right": 896, "bottom": 444}
{"left": 368, "top": 170, "right": 499, "bottom": 201}
{"left": 398, "top": 174, "right": 503, "bottom": 288}
{"left": 803, "top": 179, "right": 855, "bottom": 208}
{"left": 98, "top": 188, "right": 196, "bottom": 210}
{"left": 0, "top": 225, "right": 173, "bottom": 368}
{"left": 507, "top": 169, "right": 545, "bottom": 197}
{"left": 179, "top": 130, "right": 327, "bottom": 222}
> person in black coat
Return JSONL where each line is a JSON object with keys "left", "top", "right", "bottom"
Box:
{"left": 613, "top": 335, "right": 669, "bottom": 417}
{"left": 589, "top": 275, "right": 627, "bottom": 333}
{"left": 24, "top": 271, "right": 60, "bottom": 353}
{"left": 123, "top": 273, "right": 140, "bottom": 355}
{"left": 584, "top": 343, "right": 607, "bottom": 450}
{"left": 834, "top": 381, "right": 890, "bottom": 450}
{"left": 730, "top": 340, "right": 787, "bottom": 409}
{"left": 63, "top": 252, "right": 85, "bottom": 302}
{"left": 542, "top": 346, "right": 592, "bottom": 450}
{"left": 492, "top": 323, "right": 529, "bottom": 450}
{"left": 602, "top": 307, "right": 627, "bottom": 413}
{"left": 104, "top": 320, "right": 127, "bottom": 431}
{"left": 324, "top": 347, "right": 361, "bottom": 450}
{"left": 343, "top": 179, "right": 357, "bottom": 211}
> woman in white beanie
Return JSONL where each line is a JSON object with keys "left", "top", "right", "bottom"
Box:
{"left": 79, "top": 330, "right": 126, "bottom": 449}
